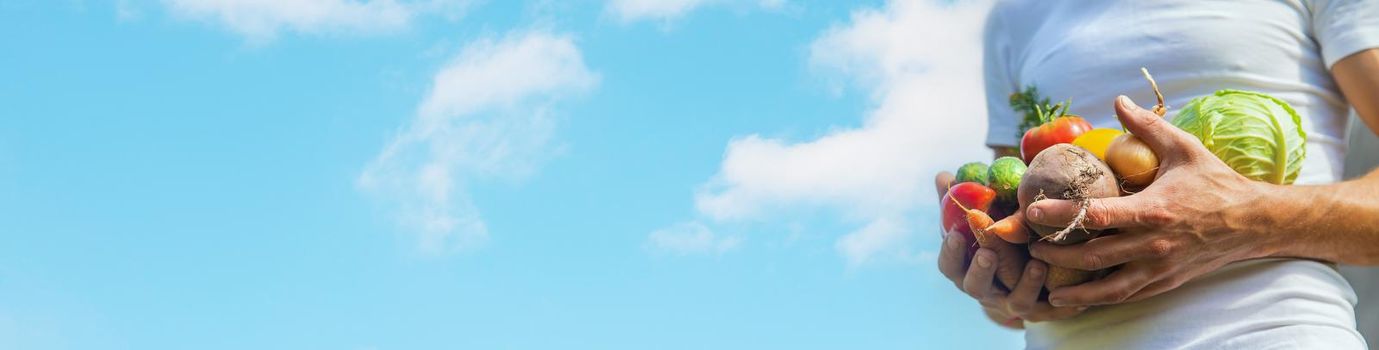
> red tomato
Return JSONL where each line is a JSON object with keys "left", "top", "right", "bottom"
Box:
{"left": 940, "top": 182, "right": 996, "bottom": 257}
{"left": 1020, "top": 115, "right": 1093, "bottom": 164}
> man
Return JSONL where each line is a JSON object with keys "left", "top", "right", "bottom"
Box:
{"left": 936, "top": 1, "right": 1379, "bottom": 348}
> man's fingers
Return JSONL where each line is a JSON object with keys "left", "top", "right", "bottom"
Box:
{"left": 1124, "top": 273, "right": 1190, "bottom": 304}
{"left": 1113, "top": 95, "right": 1201, "bottom": 162}
{"left": 935, "top": 171, "right": 955, "bottom": 198}
{"left": 937, "top": 231, "right": 968, "bottom": 284}
{"left": 1027, "top": 196, "right": 1149, "bottom": 230}
{"left": 983, "top": 306, "right": 1024, "bottom": 330}
{"left": 1000, "top": 259, "right": 1089, "bottom": 323}
{"left": 1028, "top": 232, "right": 1167, "bottom": 270}
{"left": 1047, "top": 264, "right": 1155, "bottom": 307}
{"left": 1020, "top": 304, "right": 1088, "bottom": 323}
{"left": 962, "top": 249, "right": 1000, "bottom": 300}
{"left": 1005, "top": 260, "right": 1046, "bottom": 316}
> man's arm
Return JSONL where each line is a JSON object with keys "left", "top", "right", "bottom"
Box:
{"left": 1265, "top": 48, "right": 1379, "bottom": 264}
{"left": 1265, "top": 168, "right": 1379, "bottom": 264}
{"left": 1333, "top": 43, "right": 1379, "bottom": 136}
{"left": 1020, "top": 48, "right": 1379, "bottom": 307}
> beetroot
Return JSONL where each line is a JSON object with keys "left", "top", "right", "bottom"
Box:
{"left": 1016, "top": 144, "right": 1120, "bottom": 290}
{"left": 1017, "top": 144, "right": 1120, "bottom": 244}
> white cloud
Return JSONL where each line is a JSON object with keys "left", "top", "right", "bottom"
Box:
{"left": 358, "top": 30, "right": 598, "bottom": 254}
{"left": 605, "top": 0, "right": 785, "bottom": 23}
{"left": 646, "top": 221, "right": 742, "bottom": 256}
{"left": 690, "top": 0, "right": 994, "bottom": 265}
{"left": 162, "top": 0, "right": 472, "bottom": 42}
{"left": 117, "top": 0, "right": 144, "bottom": 22}
{"left": 835, "top": 217, "right": 908, "bottom": 266}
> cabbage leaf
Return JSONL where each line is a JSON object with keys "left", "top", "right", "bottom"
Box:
{"left": 1171, "top": 90, "right": 1307, "bottom": 184}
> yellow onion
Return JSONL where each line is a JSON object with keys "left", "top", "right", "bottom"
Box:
{"left": 1104, "top": 133, "right": 1159, "bottom": 187}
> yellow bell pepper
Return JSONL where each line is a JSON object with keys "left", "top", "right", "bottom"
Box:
{"left": 1072, "top": 128, "right": 1124, "bottom": 161}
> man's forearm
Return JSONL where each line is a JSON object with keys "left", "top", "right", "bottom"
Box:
{"left": 1258, "top": 168, "right": 1379, "bottom": 265}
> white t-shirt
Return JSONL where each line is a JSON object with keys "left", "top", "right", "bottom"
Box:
{"left": 982, "top": 0, "right": 1379, "bottom": 349}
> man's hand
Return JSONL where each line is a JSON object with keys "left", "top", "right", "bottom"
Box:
{"left": 935, "top": 172, "right": 1085, "bottom": 326}
{"left": 1025, "top": 96, "right": 1274, "bottom": 307}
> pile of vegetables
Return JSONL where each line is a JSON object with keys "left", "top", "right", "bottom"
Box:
{"left": 940, "top": 68, "right": 1308, "bottom": 293}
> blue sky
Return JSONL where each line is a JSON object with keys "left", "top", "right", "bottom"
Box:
{"left": 0, "top": 0, "right": 1018, "bottom": 348}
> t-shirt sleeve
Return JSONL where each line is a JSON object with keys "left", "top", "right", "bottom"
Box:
{"left": 983, "top": 6, "right": 1021, "bottom": 148}
{"left": 1309, "top": 0, "right": 1379, "bottom": 69}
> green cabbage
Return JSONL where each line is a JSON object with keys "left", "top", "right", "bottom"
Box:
{"left": 1171, "top": 90, "right": 1307, "bottom": 184}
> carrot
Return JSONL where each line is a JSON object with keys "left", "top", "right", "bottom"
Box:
{"left": 966, "top": 210, "right": 995, "bottom": 239}
{"left": 985, "top": 215, "right": 1032, "bottom": 244}
{"left": 955, "top": 197, "right": 1030, "bottom": 290}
